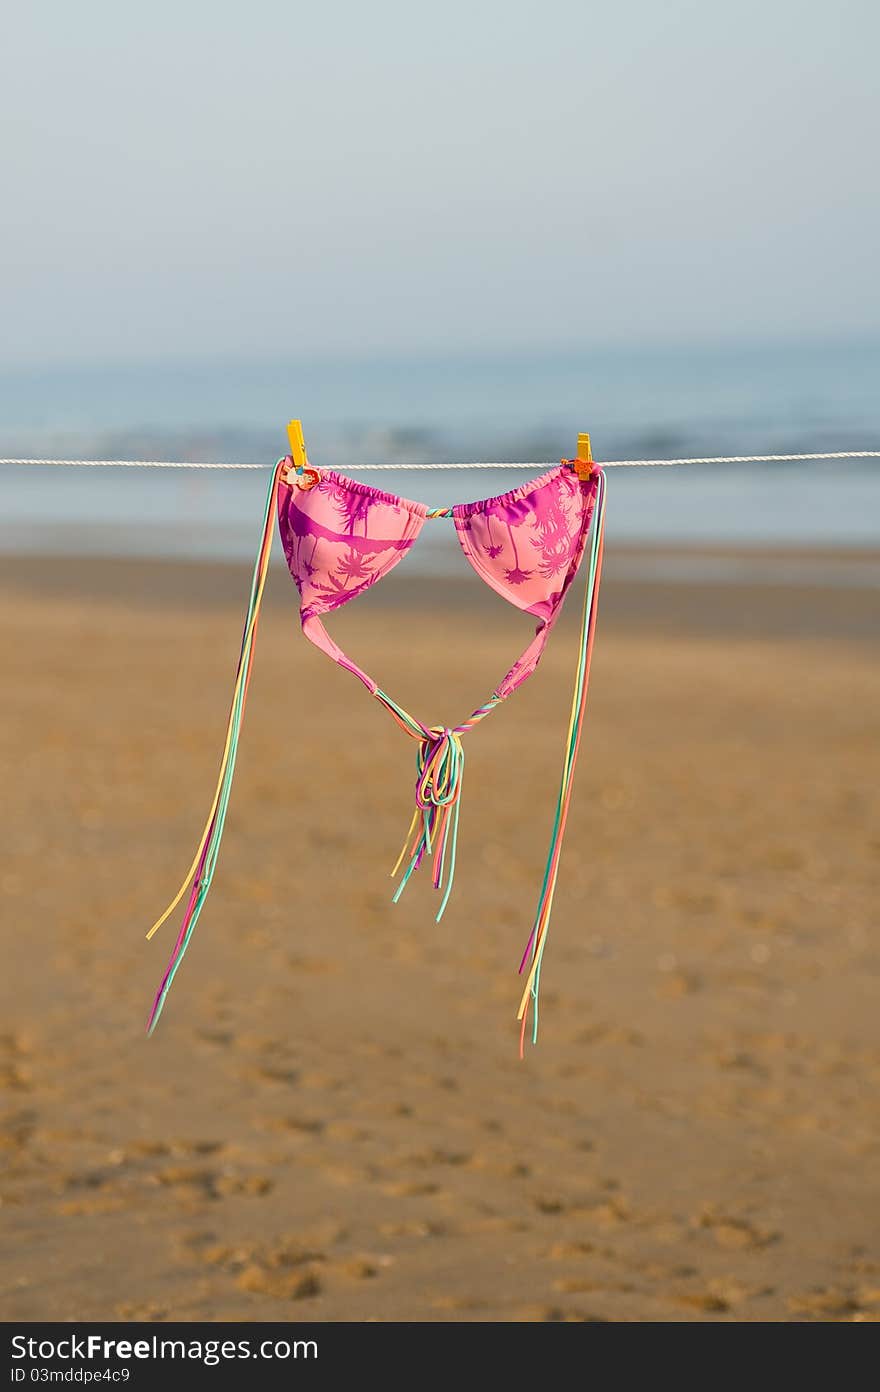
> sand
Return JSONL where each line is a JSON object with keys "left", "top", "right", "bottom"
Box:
{"left": 1, "top": 549, "right": 878, "bottom": 1323}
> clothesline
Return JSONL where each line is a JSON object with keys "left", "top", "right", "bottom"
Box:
{"left": 0, "top": 450, "right": 878, "bottom": 472}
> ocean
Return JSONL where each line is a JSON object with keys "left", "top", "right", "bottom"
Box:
{"left": 0, "top": 339, "right": 878, "bottom": 567}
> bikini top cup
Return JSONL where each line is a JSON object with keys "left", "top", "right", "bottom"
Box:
{"left": 147, "top": 456, "right": 607, "bottom": 1055}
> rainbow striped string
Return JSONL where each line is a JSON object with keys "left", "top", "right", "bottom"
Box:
{"left": 517, "top": 467, "right": 607, "bottom": 1056}
{"left": 375, "top": 691, "right": 500, "bottom": 920}
{"left": 145, "top": 458, "right": 286, "bottom": 1033}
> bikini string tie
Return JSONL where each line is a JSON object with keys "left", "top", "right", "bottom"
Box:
{"left": 516, "top": 466, "right": 607, "bottom": 1056}
{"left": 144, "top": 457, "right": 286, "bottom": 1034}
{"left": 375, "top": 692, "right": 499, "bottom": 920}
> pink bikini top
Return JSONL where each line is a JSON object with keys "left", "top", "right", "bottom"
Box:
{"left": 146, "top": 455, "right": 607, "bottom": 1057}
{"left": 277, "top": 462, "right": 599, "bottom": 702}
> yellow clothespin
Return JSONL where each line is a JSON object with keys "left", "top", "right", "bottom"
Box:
{"left": 573, "top": 431, "right": 594, "bottom": 480}
{"left": 284, "top": 419, "right": 320, "bottom": 489}
{"left": 287, "top": 419, "right": 309, "bottom": 471}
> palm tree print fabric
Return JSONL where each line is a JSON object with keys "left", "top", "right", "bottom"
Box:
{"left": 453, "top": 466, "right": 599, "bottom": 698}
{"left": 279, "top": 471, "right": 427, "bottom": 621}
{"left": 278, "top": 471, "right": 428, "bottom": 691}
{"left": 277, "top": 464, "right": 598, "bottom": 700}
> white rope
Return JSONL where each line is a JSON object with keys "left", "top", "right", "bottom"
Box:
{"left": 0, "top": 458, "right": 269, "bottom": 470}
{"left": 0, "top": 451, "right": 877, "bottom": 471}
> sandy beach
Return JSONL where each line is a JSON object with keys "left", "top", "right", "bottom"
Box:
{"left": 1, "top": 548, "right": 878, "bottom": 1322}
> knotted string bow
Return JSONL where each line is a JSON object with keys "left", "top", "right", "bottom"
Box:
{"left": 374, "top": 693, "right": 499, "bottom": 920}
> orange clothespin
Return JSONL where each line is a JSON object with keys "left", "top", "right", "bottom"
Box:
{"left": 572, "top": 432, "right": 595, "bottom": 480}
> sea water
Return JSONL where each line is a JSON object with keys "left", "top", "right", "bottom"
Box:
{"left": 0, "top": 338, "right": 877, "bottom": 564}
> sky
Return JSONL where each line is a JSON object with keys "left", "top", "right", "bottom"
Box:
{"left": 1, "top": 0, "right": 878, "bottom": 366}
